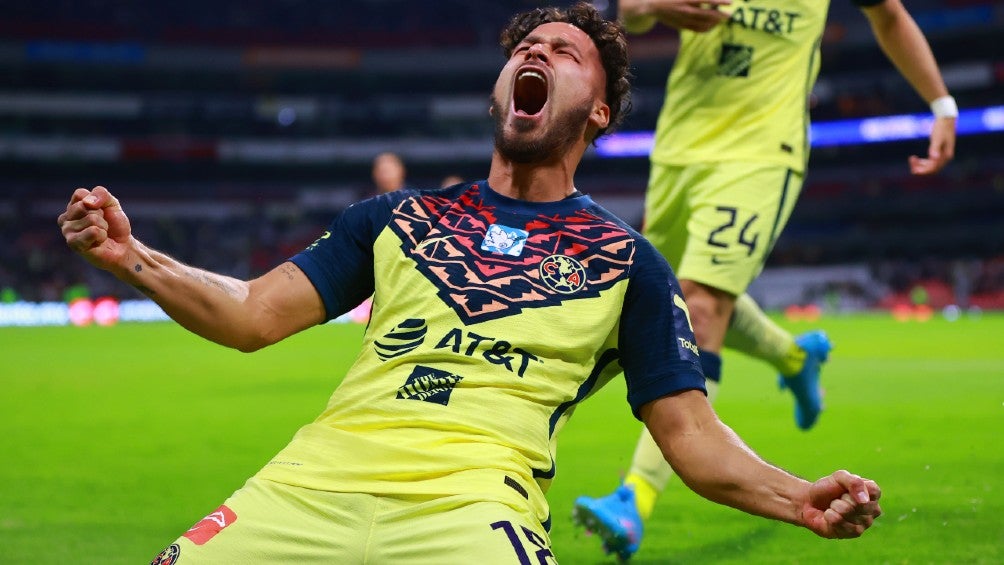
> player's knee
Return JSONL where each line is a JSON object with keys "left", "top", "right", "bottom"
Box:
{"left": 680, "top": 281, "right": 727, "bottom": 313}
{"left": 678, "top": 282, "right": 735, "bottom": 344}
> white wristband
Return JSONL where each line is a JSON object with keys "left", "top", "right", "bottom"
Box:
{"left": 930, "top": 95, "right": 958, "bottom": 119}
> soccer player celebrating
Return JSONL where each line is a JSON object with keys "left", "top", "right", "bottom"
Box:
{"left": 59, "top": 4, "right": 881, "bottom": 563}
{"left": 573, "top": 0, "right": 954, "bottom": 559}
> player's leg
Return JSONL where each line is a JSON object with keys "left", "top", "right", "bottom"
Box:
{"left": 701, "top": 163, "right": 830, "bottom": 429}
{"left": 573, "top": 163, "right": 720, "bottom": 560}
{"left": 149, "top": 477, "right": 373, "bottom": 563}
{"left": 572, "top": 274, "right": 736, "bottom": 559}
{"left": 572, "top": 379, "right": 720, "bottom": 560}
{"left": 574, "top": 162, "right": 804, "bottom": 559}
{"left": 725, "top": 293, "right": 832, "bottom": 429}
{"left": 372, "top": 495, "right": 556, "bottom": 565}
{"left": 724, "top": 292, "right": 804, "bottom": 376}
{"left": 630, "top": 161, "right": 704, "bottom": 514}
{"left": 680, "top": 164, "right": 831, "bottom": 429}
{"left": 623, "top": 380, "right": 720, "bottom": 519}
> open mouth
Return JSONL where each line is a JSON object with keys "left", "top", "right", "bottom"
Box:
{"left": 513, "top": 68, "right": 548, "bottom": 116}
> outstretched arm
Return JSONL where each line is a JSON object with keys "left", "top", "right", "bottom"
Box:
{"left": 861, "top": 0, "right": 956, "bottom": 175}
{"left": 642, "top": 390, "right": 882, "bottom": 538}
{"left": 619, "top": 0, "right": 731, "bottom": 34}
{"left": 58, "top": 186, "right": 325, "bottom": 351}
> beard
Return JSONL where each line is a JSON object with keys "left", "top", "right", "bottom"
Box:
{"left": 491, "top": 94, "right": 591, "bottom": 164}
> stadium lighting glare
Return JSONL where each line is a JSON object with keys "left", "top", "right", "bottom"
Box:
{"left": 595, "top": 105, "right": 1004, "bottom": 157}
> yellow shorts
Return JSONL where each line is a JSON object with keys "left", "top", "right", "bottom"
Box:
{"left": 643, "top": 161, "right": 803, "bottom": 296}
{"left": 151, "top": 477, "right": 556, "bottom": 564}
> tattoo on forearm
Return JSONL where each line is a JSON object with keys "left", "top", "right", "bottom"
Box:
{"left": 131, "top": 264, "right": 154, "bottom": 295}
{"left": 185, "top": 270, "right": 243, "bottom": 299}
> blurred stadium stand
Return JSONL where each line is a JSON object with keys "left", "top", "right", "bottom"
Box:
{"left": 2, "top": 0, "right": 1002, "bottom": 311}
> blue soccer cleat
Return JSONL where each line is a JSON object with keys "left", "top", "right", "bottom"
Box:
{"left": 778, "top": 330, "right": 833, "bottom": 430}
{"left": 572, "top": 485, "right": 643, "bottom": 562}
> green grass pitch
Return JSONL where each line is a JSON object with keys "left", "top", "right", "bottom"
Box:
{"left": 1, "top": 313, "right": 1002, "bottom": 563}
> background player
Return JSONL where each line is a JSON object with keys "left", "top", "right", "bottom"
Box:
{"left": 573, "top": 0, "right": 955, "bottom": 560}
{"left": 371, "top": 151, "right": 408, "bottom": 194}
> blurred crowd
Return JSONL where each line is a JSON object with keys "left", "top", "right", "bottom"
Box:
{"left": 6, "top": 177, "right": 1004, "bottom": 310}
{"left": 2, "top": 202, "right": 321, "bottom": 303}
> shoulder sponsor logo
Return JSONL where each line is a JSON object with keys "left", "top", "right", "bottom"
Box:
{"left": 673, "top": 294, "right": 694, "bottom": 332}
{"left": 539, "top": 254, "right": 586, "bottom": 294}
{"left": 677, "top": 336, "right": 699, "bottom": 356}
{"left": 305, "top": 230, "right": 331, "bottom": 251}
{"left": 397, "top": 365, "right": 463, "bottom": 406}
{"left": 150, "top": 544, "right": 180, "bottom": 565}
{"left": 374, "top": 318, "right": 427, "bottom": 361}
{"left": 673, "top": 293, "right": 700, "bottom": 359}
{"left": 481, "top": 223, "right": 528, "bottom": 257}
{"left": 183, "top": 505, "right": 237, "bottom": 546}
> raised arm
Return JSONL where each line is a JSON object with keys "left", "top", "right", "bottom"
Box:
{"left": 861, "top": 0, "right": 957, "bottom": 175}
{"left": 619, "top": 0, "right": 732, "bottom": 34}
{"left": 57, "top": 186, "right": 325, "bottom": 351}
{"left": 642, "top": 390, "right": 882, "bottom": 538}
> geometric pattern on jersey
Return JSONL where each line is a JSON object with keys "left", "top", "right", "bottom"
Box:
{"left": 388, "top": 183, "right": 636, "bottom": 324}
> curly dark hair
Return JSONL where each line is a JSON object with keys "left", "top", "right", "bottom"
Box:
{"left": 499, "top": 2, "right": 632, "bottom": 141}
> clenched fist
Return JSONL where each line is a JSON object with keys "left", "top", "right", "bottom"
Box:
{"left": 57, "top": 186, "right": 133, "bottom": 272}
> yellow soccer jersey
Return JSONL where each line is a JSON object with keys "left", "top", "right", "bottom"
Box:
{"left": 651, "top": 0, "right": 876, "bottom": 172}
{"left": 258, "top": 182, "right": 705, "bottom": 529}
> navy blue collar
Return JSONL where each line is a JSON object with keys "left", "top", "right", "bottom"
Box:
{"left": 475, "top": 180, "right": 593, "bottom": 216}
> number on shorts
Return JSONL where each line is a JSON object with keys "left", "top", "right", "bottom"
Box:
{"left": 707, "top": 206, "right": 759, "bottom": 257}
{"left": 490, "top": 520, "right": 555, "bottom": 565}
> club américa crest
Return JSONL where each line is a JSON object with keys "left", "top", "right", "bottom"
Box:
{"left": 539, "top": 254, "right": 586, "bottom": 294}
{"left": 150, "top": 544, "right": 180, "bottom": 565}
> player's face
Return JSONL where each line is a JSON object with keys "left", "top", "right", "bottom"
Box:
{"left": 491, "top": 22, "right": 609, "bottom": 163}
{"left": 372, "top": 154, "right": 405, "bottom": 193}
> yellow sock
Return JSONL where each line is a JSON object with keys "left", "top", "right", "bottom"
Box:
{"left": 725, "top": 293, "right": 804, "bottom": 375}
{"left": 779, "top": 342, "right": 807, "bottom": 377}
{"left": 623, "top": 473, "right": 659, "bottom": 521}
{"left": 621, "top": 381, "right": 719, "bottom": 523}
